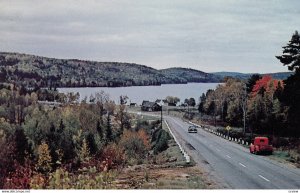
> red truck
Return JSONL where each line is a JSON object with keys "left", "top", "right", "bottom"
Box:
{"left": 250, "top": 137, "right": 273, "bottom": 155}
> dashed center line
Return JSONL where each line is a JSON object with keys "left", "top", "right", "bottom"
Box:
{"left": 239, "top": 163, "right": 246, "bottom": 168}
{"left": 258, "top": 175, "right": 270, "bottom": 182}
{"left": 226, "top": 155, "right": 231, "bottom": 158}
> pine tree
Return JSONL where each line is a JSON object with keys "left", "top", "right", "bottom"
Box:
{"left": 96, "top": 120, "right": 103, "bottom": 139}
{"left": 14, "top": 127, "right": 30, "bottom": 164}
{"left": 276, "top": 30, "right": 300, "bottom": 137}
{"left": 276, "top": 31, "right": 300, "bottom": 71}
{"left": 58, "top": 119, "right": 65, "bottom": 133}
{"left": 106, "top": 114, "right": 113, "bottom": 143}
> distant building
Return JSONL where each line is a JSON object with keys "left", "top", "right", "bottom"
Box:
{"left": 141, "top": 100, "right": 161, "bottom": 111}
{"left": 129, "top": 103, "right": 137, "bottom": 107}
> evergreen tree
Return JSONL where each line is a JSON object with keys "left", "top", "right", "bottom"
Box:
{"left": 58, "top": 119, "right": 65, "bottom": 133}
{"left": 86, "top": 133, "right": 97, "bottom": 155}
{"left": 96, "top": 120, "right": 103, "bottom": 139}
{"left": 276, "top": 30, "right": 300, "bottom": 137}
{"left": 276, "top": 31, "right": 300, "bottom": 71}
{"left": 246, "top": 74, "right": 261, "bottom": 93}
{"left": 106, "top": 114, "right": 113, "bottom": 143}
{"left": 14, "top": 127, "right": 30, "bottom": 164}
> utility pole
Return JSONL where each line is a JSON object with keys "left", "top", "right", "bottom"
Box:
{"left": 241, "top": 82, "right": 247, "bottom": 134}
{"left": 159, "top": 100, "right": 163, "bottom": 129}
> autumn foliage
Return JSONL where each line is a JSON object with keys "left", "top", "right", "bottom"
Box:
{"left": 119, "top": 129, "right": 151, "bottom": 162}
{"left": 251, "top": 75, "right": 283, "bottom": 97}
{"left": 0, "top": 86, "right": 169, "bottom": 189}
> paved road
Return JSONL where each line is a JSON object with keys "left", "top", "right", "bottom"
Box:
{"left": 165, "top": 115, "right": 300, "bottom": 189}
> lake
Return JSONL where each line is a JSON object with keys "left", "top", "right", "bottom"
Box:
{"left": 58, "top": 83, "right": 220, "bottom": 105}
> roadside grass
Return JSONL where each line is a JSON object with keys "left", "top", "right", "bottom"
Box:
{"left": 154, "top": 121, "right": 194, "bottom": 166}
{"left": 270, "top": 149, "right": 300, "bottom": 168}
{"left": 146, "top": 174, "right": 206, "bottom": 189}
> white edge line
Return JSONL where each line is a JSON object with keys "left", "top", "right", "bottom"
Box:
{"left": 258, "top": 175, "right": 270, "bottom": 182}
{"left": 165, "top": 120, "right": 190, "bottom": 163}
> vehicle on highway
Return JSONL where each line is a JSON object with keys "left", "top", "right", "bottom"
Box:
{"left": 188, "top": 125, "right": 198, "bottom": 133}
{"left": 250, "top": 137, "right": 273, "bottom": 155}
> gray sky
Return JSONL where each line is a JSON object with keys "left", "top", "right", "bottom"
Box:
{"left": 0, "top": 0, "right": 299, "bottom": 73}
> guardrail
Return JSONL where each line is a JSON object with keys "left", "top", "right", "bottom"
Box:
{"left": 188, "top": 121, "right": 250, "bottom": 146}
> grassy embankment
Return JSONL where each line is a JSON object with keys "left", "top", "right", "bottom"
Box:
{"left": 119, "top": 111, "right": 210, "bottom": 189}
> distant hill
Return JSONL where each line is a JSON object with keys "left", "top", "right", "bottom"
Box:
{"left": 160, "top": 67, "right": 221, "bottom": 83}
{"left": 0, "top": 52, "right": 221, "bottom": 88}
{"left": 213, "top": 71, "right": 293, "bottom": 80}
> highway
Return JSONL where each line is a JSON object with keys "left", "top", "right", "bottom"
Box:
{"left": 165, "top": 115, "right": 300, "bottom": 189}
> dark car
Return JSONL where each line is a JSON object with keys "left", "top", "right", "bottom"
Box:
{"left": 188, "top": 125, "right": 198, "bottom": 133}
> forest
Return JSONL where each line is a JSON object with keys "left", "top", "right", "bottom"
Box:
{"left": 0, "top": 85, "right": 173, "bottom": 189}
{"left": 0, "top": 52, "right": 221, "bottom": 88}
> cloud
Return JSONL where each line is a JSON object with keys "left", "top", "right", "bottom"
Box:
{"left": 0, "top": 0, "right": 299, "bottom": 73}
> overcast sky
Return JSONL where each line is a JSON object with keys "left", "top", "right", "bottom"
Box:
{"left": 0, "top": 0, "right": 299, "bottom": 73}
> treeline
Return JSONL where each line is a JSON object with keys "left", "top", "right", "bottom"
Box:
{"left": 199, "top": 76, "right": 285, "bottom": 135}
{"left": 198, "top": 31, "right": 300, "bottom": 138}
{"left": 0, "top": 86, "right": 171, "bottom": 189}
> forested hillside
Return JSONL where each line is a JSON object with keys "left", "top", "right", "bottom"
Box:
{"left": 0, "top": 52, "right": 221, "bottom": 88}
{"left": 160, "top": 67, "right": 220, "bottom": 83}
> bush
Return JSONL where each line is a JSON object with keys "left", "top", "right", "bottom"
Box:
{"left": 272, "top": 137, "right": 290, "bottom": 148}
{"left": 0, "top": 137, "right": 16, "bottom": 188}
{"left": 101, "top": 143, "right": 125, "bottom": 170}
{"left": 3, "top": 159, "right": 33, "bottom": 189}
{"left": 47, "top": 167, "right": 116, "bottom": 189}
{"left": 119, "top": 130, "right": 150, "bottom": 162}
{"left": 153, "top": 129, "right": 171, "bottom": 154}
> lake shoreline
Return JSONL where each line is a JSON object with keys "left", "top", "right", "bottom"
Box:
{"left": 58, "top": 83, "right": 221, "bottom": 105}
{"left": 56, "top": 81, "right": 222, "bottom": 89}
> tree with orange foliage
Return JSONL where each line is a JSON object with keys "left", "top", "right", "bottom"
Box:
{"left": 251, "top": 75, "right": 282, "bottom": 97}
{"left": 248, "top": 75, "right": 284, "bottom": 135}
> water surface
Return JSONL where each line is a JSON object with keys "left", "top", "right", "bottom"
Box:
{"left": 58, "top": 83, "right": 220, "bottom": 105}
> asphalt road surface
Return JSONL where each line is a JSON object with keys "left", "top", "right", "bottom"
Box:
{"left": 165, "top": 115, "right": 300, "bottom": 189}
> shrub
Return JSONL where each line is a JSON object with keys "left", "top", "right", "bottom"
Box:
{"left": 30, "top": 173, "right": 47, "bottom": 189}
{"left": 119, "top": 130, "right": 150, "bottom": 162}
{"left": 153, "top": 129, "right": 170, "bottom": 154}
{"left": 3, "top": 159, "right": 33, "bottom": 189}
{"left": 101, "top": 143, "right": 125, "bottom": 170}
{"left": 272, "top": 137, "right": 290, "bottom": 148}
{"left": 47, "top": 167, "right": 116, "bottom": 189}
{"left": 0, "top": 137, "right": 16, "bottom": 188}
